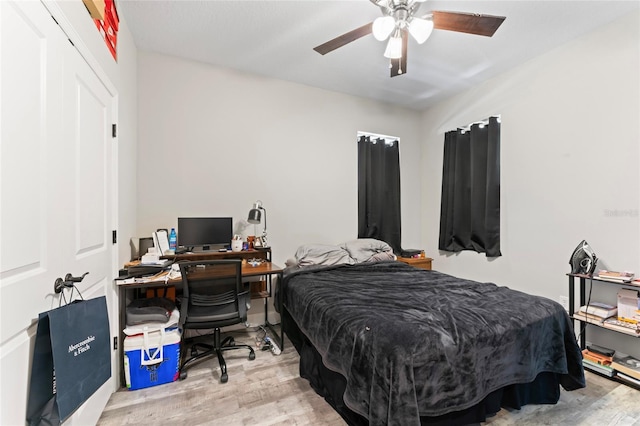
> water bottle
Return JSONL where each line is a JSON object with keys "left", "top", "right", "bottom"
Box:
{"left": 169, "top": 228, "right": 177, "bottom": 251}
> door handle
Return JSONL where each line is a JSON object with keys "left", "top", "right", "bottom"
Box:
{"left": 64, "top": 272, "right": 89, "bottom": 283}
{"left": 54, "top": 272, "right": 89, "bottom": 293}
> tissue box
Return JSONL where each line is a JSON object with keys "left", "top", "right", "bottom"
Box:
{"left": 141, "top": 253, "right": 160, "bottom": 264}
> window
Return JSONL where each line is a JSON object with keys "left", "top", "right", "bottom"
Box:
{"left": 438, "top": 117, "right": 501, "bottom": 257}
{"left": 357, "top": 132, "right": 403, "bottom": 254}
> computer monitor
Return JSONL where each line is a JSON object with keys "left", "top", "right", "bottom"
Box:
{"left": 177, "top": 217, "right": 233, "bottom": 251}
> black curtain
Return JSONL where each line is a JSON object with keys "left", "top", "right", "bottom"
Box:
{"left": 439, "top": 117, "right": 501, "bottom": 257}
{"left": 358, "top": 136, "right": 403, "bottom": 254}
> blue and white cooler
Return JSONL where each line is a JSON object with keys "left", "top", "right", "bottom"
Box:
{"left": 123, "top": 309, "right": 181, "bottom": 390}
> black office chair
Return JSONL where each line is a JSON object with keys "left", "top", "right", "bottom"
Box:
{"left": 177, "top": 259, "right": 255, "bottom": 383}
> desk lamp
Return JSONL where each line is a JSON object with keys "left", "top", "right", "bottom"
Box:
{"left": 247, "top": 200, "right": 268, "bottom": 248}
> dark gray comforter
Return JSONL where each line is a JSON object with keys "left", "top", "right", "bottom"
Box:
{"left": 280, "top": 262, "right": 585, "bottom": 426}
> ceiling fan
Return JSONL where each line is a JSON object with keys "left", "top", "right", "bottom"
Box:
{"left": 313, "top": 0, "right": 506, "bottom": 77}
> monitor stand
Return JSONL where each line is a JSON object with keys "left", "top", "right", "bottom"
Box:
{"left": 193, "top": 244, "right": 227, "bottom": 253}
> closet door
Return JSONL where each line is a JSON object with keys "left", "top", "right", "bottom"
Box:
{"left": 56, "top": 10, "right": 117, "bottom": 423}
{"left": 0, "top": 1, "right": 116, "bottom": 424}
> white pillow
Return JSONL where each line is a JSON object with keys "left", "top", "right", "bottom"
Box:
{"left": 294, "top": 244, "right": 354, "bottom": 267}
{"left": 340, "top": 238, "right": 395, "bottom": 263}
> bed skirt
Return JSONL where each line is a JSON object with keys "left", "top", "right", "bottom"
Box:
{"left": 283, "top": 307, "right": 562, "bottom": 425}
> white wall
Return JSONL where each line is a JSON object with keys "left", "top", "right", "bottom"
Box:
{"left": 136, "top": 52, "right": 423, "bottom": 268}
{"left": 420, "top": 13, "right": 639, "bottom": 356}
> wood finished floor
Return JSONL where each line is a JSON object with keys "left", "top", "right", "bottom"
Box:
{"left": 99, "top": 328, "right": 639, "bottom": 426}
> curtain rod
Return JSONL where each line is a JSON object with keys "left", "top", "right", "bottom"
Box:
{"left": 458, "top": 115, "right": 501, "bottom": 133}
{"left": 357, "top": 131, "right": 400, "bottom": 144}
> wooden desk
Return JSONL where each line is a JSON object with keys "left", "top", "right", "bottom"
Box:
{"left": 160, "top": 249, "right": 272, "bottom": 297}
{"left": 162, "top": 248, "right": 271, "bottom": 262}
{"left": 116, "top": 260, "right": 283, "bottom": 387}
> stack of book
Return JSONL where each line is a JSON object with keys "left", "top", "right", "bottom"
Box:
{"left": 582, "top": 348, "right": 614, "bottom": 377}
{"left": 597, "top": 270, "right": 635, "bottom": 282}
{"left": 573, "top": 302, "right": 617, "bottom": 324}
{"left": 612, "top": 353, "right": 640, "bottom": 387}
{"left": 573, "top": 301, "right": 640, "bottom": 334}
{"left": 579, "top": 302, "right": 617, "bottom": 319}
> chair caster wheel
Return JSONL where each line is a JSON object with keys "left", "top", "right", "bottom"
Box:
{"left": 249, "top": 351, "right": 256, "bottom": 361}
{"left": 191, "top": 347, "right": 198, "bottom": 356}
{"left": 228, "top": 338, "right": 235, "bottom": 345}
{"left": 220, "top": 373, "right": 228, "bottom": 383}
{"left": 179, "top": 371, "right": 187, "bottom": 380}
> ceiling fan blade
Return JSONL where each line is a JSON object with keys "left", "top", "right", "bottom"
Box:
{"left": 432, "top": 11, "right": 506, "bottom": 37}
{"left": 390, "top": 30, "right": 408, "bottom": 78}
{"left": 313, "top": 22, "right": 374, "bottom": 55}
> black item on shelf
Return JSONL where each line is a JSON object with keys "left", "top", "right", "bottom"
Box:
{"left": 127, "top": 264, "right": 166, "bottom": 278}
{"left": 587, "top": 344, "right": 615, "bottom": 358}
{"left": 569, "top": 240, "right": 597, "bottom": 275}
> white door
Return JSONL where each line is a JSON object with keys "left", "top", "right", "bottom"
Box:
{"left": 0, "top": 1, "right": 117, "bottom": 424}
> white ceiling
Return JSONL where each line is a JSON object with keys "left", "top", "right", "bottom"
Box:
{"left": 117, "top": 0, "right": 640, "bottom": 110}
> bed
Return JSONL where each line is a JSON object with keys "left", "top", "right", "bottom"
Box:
{"left": 276, "top": 240, "right": 585, "bottom": 426}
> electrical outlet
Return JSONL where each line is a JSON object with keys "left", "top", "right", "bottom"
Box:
{"left": 559, "top": 295, "right": 569, "bottom": 312}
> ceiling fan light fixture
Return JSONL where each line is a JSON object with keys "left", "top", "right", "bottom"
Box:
{"left": 312, "top": 2, "right": 506, "bottom": 78}
{"left": 408, "top": 17, "right": 434, "bottom": 44}
{"left": 383, "top": 31, "right": 403, "bottom": 59}
{"left": 372, "top": 16, "right": 395, "bottom": 41}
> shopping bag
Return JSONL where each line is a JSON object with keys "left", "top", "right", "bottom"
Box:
{"left": 26, "top": 296, "right": 111, "bottom": 425}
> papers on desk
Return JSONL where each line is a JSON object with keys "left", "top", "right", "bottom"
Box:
{"left": 153, "top": 230, "right": 171, "bottom": 256}
{"left": 115, "top": 270, "right": 171, "bottom": 285}
{"left": 115, "top": 264, "right": 181, "bottom": 285}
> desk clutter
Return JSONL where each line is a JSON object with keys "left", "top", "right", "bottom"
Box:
{"left": 116, "top": 246, "right": 284, "bottom": 391}
{"left": 136, "top": 222, "right": 271, "bottom": 258}
{"left": 117, "top": 260, "right": 179, "bottom": 286}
